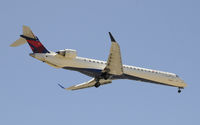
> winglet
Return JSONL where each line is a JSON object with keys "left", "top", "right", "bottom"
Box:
{"left": 109, "top": 32, "right": 116, "bottom": 42}
{"left": 58, "top": 84, "right": 66, "bottom": 89}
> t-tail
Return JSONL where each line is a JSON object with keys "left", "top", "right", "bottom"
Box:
{"left": 10, "top": 25, "right": 49, "bottom": 53}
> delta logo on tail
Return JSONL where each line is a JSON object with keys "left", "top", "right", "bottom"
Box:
{"left": 20, "top": 35, "right": 49, "bottom": 53}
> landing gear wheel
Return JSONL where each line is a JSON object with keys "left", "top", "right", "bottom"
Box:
{"left": 95, "top": 82, "right": 100, "bottom": 88}
{"left": 101, "top": 72, "right": 110, "bottom": 80}
{"left": 178, "top": 88, "right": 181, "bottom": 93}
{"left": 104, "top": 74, "right": 109, "bottom": 80}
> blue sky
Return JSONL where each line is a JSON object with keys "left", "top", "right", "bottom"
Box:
{"left": 1, "top": 0, "right": 200, "bottom": 124}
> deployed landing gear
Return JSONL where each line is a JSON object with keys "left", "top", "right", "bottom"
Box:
{"left": 94, "top": 71, "right": 110, "bottom": 88}
{"left": 101, "top": 72, "right": 110, "bottom": 80}
{"left": 95, "top": 82, "right": 101, "bottom": 88}
{"left": 178, "top": 87, "right": 182, "bottom": 93}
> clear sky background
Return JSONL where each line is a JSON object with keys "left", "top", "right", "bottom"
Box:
{"left": 1, "top": 0, "right": 200, "bottom": 124}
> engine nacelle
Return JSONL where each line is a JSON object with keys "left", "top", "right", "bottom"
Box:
{"left": 56, "top": 49, "right": 77, "bottom": 58}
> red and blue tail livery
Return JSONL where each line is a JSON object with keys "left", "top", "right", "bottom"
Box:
{"left": 20, "top": 35, "right": 49, "bottom": 53}
{"left": 10, "top": 25, "right": 49, "bottom": 53}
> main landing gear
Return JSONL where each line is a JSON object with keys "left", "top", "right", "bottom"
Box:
{"left": 101, "top": 72, "right": 110, "bottom": 80}
{"left": 94, "top": 72, "right": 110, "bottom": 88}
{"left": 94, "top": 82, "right": 100, "bottom": 88}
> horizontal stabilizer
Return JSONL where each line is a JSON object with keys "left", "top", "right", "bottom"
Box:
{"left": 10, "top": 25, "right": 49, "bottom": 53}
{"left": 10, "top": 37, "right": 27, "bottom": 47}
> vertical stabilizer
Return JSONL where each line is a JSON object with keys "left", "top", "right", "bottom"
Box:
{"left": 22, "top": 25, "right": 36, "bottom": 39}
{"left": 10, "top": 25, "right": 49, "bottom": 53}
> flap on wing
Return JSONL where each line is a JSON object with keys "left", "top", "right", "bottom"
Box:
{"left": 66, "top": 78, "right": 112, "bottom": 90}
{"left": 103, "top": 32, "right": 123, "bottom": 75}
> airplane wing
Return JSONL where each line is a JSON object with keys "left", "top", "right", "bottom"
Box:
{"left": 59, "top": 78, "right": 112, "bottom": 90}
{"left": 103, "top": 32, "right": 123, "bottom": 75}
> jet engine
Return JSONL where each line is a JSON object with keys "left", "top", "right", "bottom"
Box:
{"left": 56, "top": 49, "right": 77, "bottom": 58}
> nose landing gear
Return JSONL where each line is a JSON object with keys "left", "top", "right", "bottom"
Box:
{"left": 178, "top": 87, "right": 183, "bottom": 93}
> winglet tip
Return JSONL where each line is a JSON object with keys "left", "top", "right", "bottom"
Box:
{"left": 58, "top": 84, "right": 65, "bottom": 89}
{"left": 108, "top": 32, "right": 116, "bottom": 42}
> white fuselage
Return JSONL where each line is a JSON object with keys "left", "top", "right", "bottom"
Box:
{"left": 30, "top": 51, "right": 187, "bottom": 88}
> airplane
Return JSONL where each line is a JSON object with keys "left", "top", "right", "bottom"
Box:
{"left": 10, "top": 26, "right": 187, "bottom": 93}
